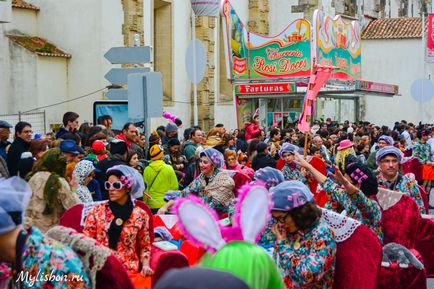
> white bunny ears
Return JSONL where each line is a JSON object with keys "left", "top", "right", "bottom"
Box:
{"left": 173, "top": 184, "right": 272, "bottom": 251}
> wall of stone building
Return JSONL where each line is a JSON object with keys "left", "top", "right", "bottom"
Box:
{"left": 4, "top": 8, "right": 38, "bottom": 36}
{"left": 122, "top": 0, "right": 144, "bottom": 47}
{"left": 194, "top": 16, "right": 217, "bottom": 131}
{"left": 249, "top": 0, "right": 270, "bottom": 34}
{"left": 24, "top": 0, "right": 124, "bottom": 125}
{"left": 6, "top": 41, "right": 38, "bottom": 114}
{"left": 362, "top": 38, "right": 434, "bottom": 127}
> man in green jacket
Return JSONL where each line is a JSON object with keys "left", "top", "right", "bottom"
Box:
{"left": 183, "top": 128, "right": 203, "bottom": 163}
{"left": 144, "top": 144, "right": 179, "bottom": 214}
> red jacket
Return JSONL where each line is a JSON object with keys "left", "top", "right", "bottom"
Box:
{"left": 114, "top": 134, "right": 132, "bottom": 149}
{"left": 244, "top": 122, "right": 261, "bottom": 141}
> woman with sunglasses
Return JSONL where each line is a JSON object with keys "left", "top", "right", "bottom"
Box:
{"left": 83, "top": 165, "right": 152, "bottom": 289}
{"left": 279, "top": 143, "right": 308, "bottom": 183}
{"left": 270, "top": 180, "right": 336, "bottom": 289}
{"left": 159, "top": 148, "right": 235, "bottom": 216}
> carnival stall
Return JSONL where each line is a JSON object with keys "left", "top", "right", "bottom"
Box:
{"left": 221, "top": 0, "right": 398, "bottom": 129}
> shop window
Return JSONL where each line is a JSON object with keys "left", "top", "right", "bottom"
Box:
{"left": 154, "top": 0, "right": 173, "bottom": 102}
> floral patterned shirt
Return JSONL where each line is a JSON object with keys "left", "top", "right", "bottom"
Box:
{"left": 83, "top": 201, "right": 151, "bottom": 274}
{"left": 12, "top": 227, "right": 90, "bottom": 289}
{"left": 412, "top": 141, "right": 433, "bottom": 164}
{"left": 275, "top": 219, "right": 336, "bottom": 289}
{"left": 377, "top": 174, "right": 425, "bottom": 215}
{"left": 281, "top": 164, "right": 306, "bottom": 183}
{"left": 180, "top": 169, "right": 235, "bottom": 215}
{"left": 321, "top": 178, "right": 383, "bottom": 242}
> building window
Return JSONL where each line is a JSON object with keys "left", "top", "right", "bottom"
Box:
{"left": 154, "top": 0, "right": 173, "bottom": 102}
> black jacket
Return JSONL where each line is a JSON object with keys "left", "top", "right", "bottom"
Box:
{"left": 7, "top": 137, "right": 30, "bottom": 176}
{"left": 251, "top": 153, "right": 277, "bottom": 171}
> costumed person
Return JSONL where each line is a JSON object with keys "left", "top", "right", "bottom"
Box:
{"left": 252, "top": 167, "right": 285, "bottom": 247}
{"left": 143, "top": 145, "right": 179, "bottom": 214}
{"left": 83, "top": 165, "right": 152, "bottom": 289}
{"left": 25, "top": 148, "right": 80, "bottom": 232}
{"left": 366, "top": 135, "right": 394, "bottom": 171}
{"left": 334, "top": 139, "right": 356, "bottom": 173}
{"left": 173, "top": 185, "right": 285, "bottom": 289}
{"left": 412, "top": 129, "right": 434, "bottom": 192}
{"left": 270, "top": 180, "right": 336, "bottom": 289}
{"left": 244, "top": 109, "right": 262, "bottom": 142}
{"left": 279, "top": 143, "right": 307, "bottom": 183}
{"left": 73, "top": 160, "right": 96, "bottom": 203}
{"left": 295, "top": 151, "right": 383, "bottom": 241}
{"left": 160, "top": 148, "right": 235, "bottom": 216}
{"left": 154, "top": 267, "right": 249, "bottom": 289}
{"left": 0, "top": 177, "right": 91, "bottom": 288}
{"left": 376, "top": 146, "right": 425, "bottom": 214}
{"left": 224, "top": 150, "right": 254, "bottom": 179}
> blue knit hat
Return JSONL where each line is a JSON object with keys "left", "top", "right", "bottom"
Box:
{"left": 376, "top": 146, "right": 403, "bottom": 164}
{"left": 278, "top": 143, "right": 299, "bottom": 158}
{"left": 253, "top": 167, "right": 284, "bottom": 189}
{"left": 270, "top": 181, "right": 314, "bottom": 212}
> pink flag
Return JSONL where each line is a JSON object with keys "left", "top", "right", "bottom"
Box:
{"left": 298, "top": 66, "right": 335, "bottom": 133}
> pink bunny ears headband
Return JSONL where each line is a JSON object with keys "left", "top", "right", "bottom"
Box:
{"left": 173, "top": 184, "right": 272, "bottom": 251}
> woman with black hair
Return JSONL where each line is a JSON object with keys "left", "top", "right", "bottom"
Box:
{"left": 83, "top": 165, "right": 152, "bottom": 288}
{"left": 271, "top": 180, "right": 336, "bottom": 288}
{"left": 295, "top": 151, "right": 383, "bottom": 242}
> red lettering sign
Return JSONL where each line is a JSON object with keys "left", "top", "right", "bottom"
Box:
{"left": 233, "top": 57, "right": 247, "bottom": 74}
{"left": 427, "top": 14, "right": 434, "bottom": 63}
{"left": 235, "top": 83, "right": 295, "bottom": 95}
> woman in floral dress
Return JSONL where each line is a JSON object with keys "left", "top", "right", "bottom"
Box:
{"left": 270, "top": 180, "right": 336, "bottom": 289}
{"left": 279, "top": 143, "right": 308, "bottom": 183}
{"left": 295, "top": 151, "right": 383, "bottom": 242}
{"left": 160, "top": 148, "right": 235, "bottom": 216}
{"left": 83, "top": 165, "right": 152, "bottom": 289}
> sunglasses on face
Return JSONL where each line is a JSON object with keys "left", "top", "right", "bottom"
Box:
{"left": 104, "top": 181, "right": 123, "bottom": 190}
{"left": 273, "top": 213, "right": 289, "bottom": 223}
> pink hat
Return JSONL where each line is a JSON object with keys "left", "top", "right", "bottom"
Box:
{"left": 337, "top": 139, "right": 353, "bottom": 151}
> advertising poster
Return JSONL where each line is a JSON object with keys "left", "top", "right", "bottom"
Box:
{"left": 222, "top": 0, "right": 311, "bottom": 80}
{"left": 315, "top": 10, "right": 361, "bottom": 80}
{"left": 427, "top": 14, "right": 434, "bottom": 63}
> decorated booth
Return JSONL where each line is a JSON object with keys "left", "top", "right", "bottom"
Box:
{"left": 221, "top": 0, "right": 398, "bottom": 128}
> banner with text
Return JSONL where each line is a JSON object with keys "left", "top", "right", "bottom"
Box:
{"left": 314, "top": 10, "right": 361, "bottom": 80}
{"left": 427, "top": 14, "right": 434, "bottom": 63}
{"left": 222, "top": 0, "right": 311, "bottom": 80}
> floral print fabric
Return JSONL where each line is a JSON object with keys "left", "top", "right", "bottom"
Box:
{"left": 275, "top": 219, "right": 336, "bottom": 289}
{"left": 281, "top": 164, "right": 306, "bottom": 183}
{"left": 377, "top": 174, "right": 425, "bottom": 215}
{"left": 83, "top": 201, "right": 151, "bottom": 274}
{"left": 14, "top": 227, "right": 91, "bottom": 289}
{"left": 412, "top": 141, "right": 433, "bottom": 164}
{"left": 321, "top": 178, "right": 383, "bottom": 242}
{"left": 180, "top": 169, "right": 235, "bottom": 215}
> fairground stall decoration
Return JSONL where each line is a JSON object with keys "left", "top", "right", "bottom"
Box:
{"left": 314, "top": 10, "right": 361, "bottom": 80}
{"left": 222, "top": 0, "right": 311, "bottom": 80}
{"left": 222, "top": 0, "right": 311, "bottom": 128}
{"left": 221, "top": 2, "right": 398, "bottom": 129}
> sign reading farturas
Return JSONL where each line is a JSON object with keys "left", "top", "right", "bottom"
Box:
{"left": 356, "top": 81, "right": 398, "bottom": 94}
{"left": 222, "top": 0, "right": 311, "bottom": 80}
{"left": 235, "top": 82, "right": 296, "bottom": 95}
{"left": 314, "top": 10, "right": 361, "bottom": 80}
{"left": 427, "top": 14, "right": 434, "bottom": 63}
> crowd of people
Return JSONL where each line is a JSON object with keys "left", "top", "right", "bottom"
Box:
{"left": 0, "top": 110, "right": 433, "bottom": 289}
